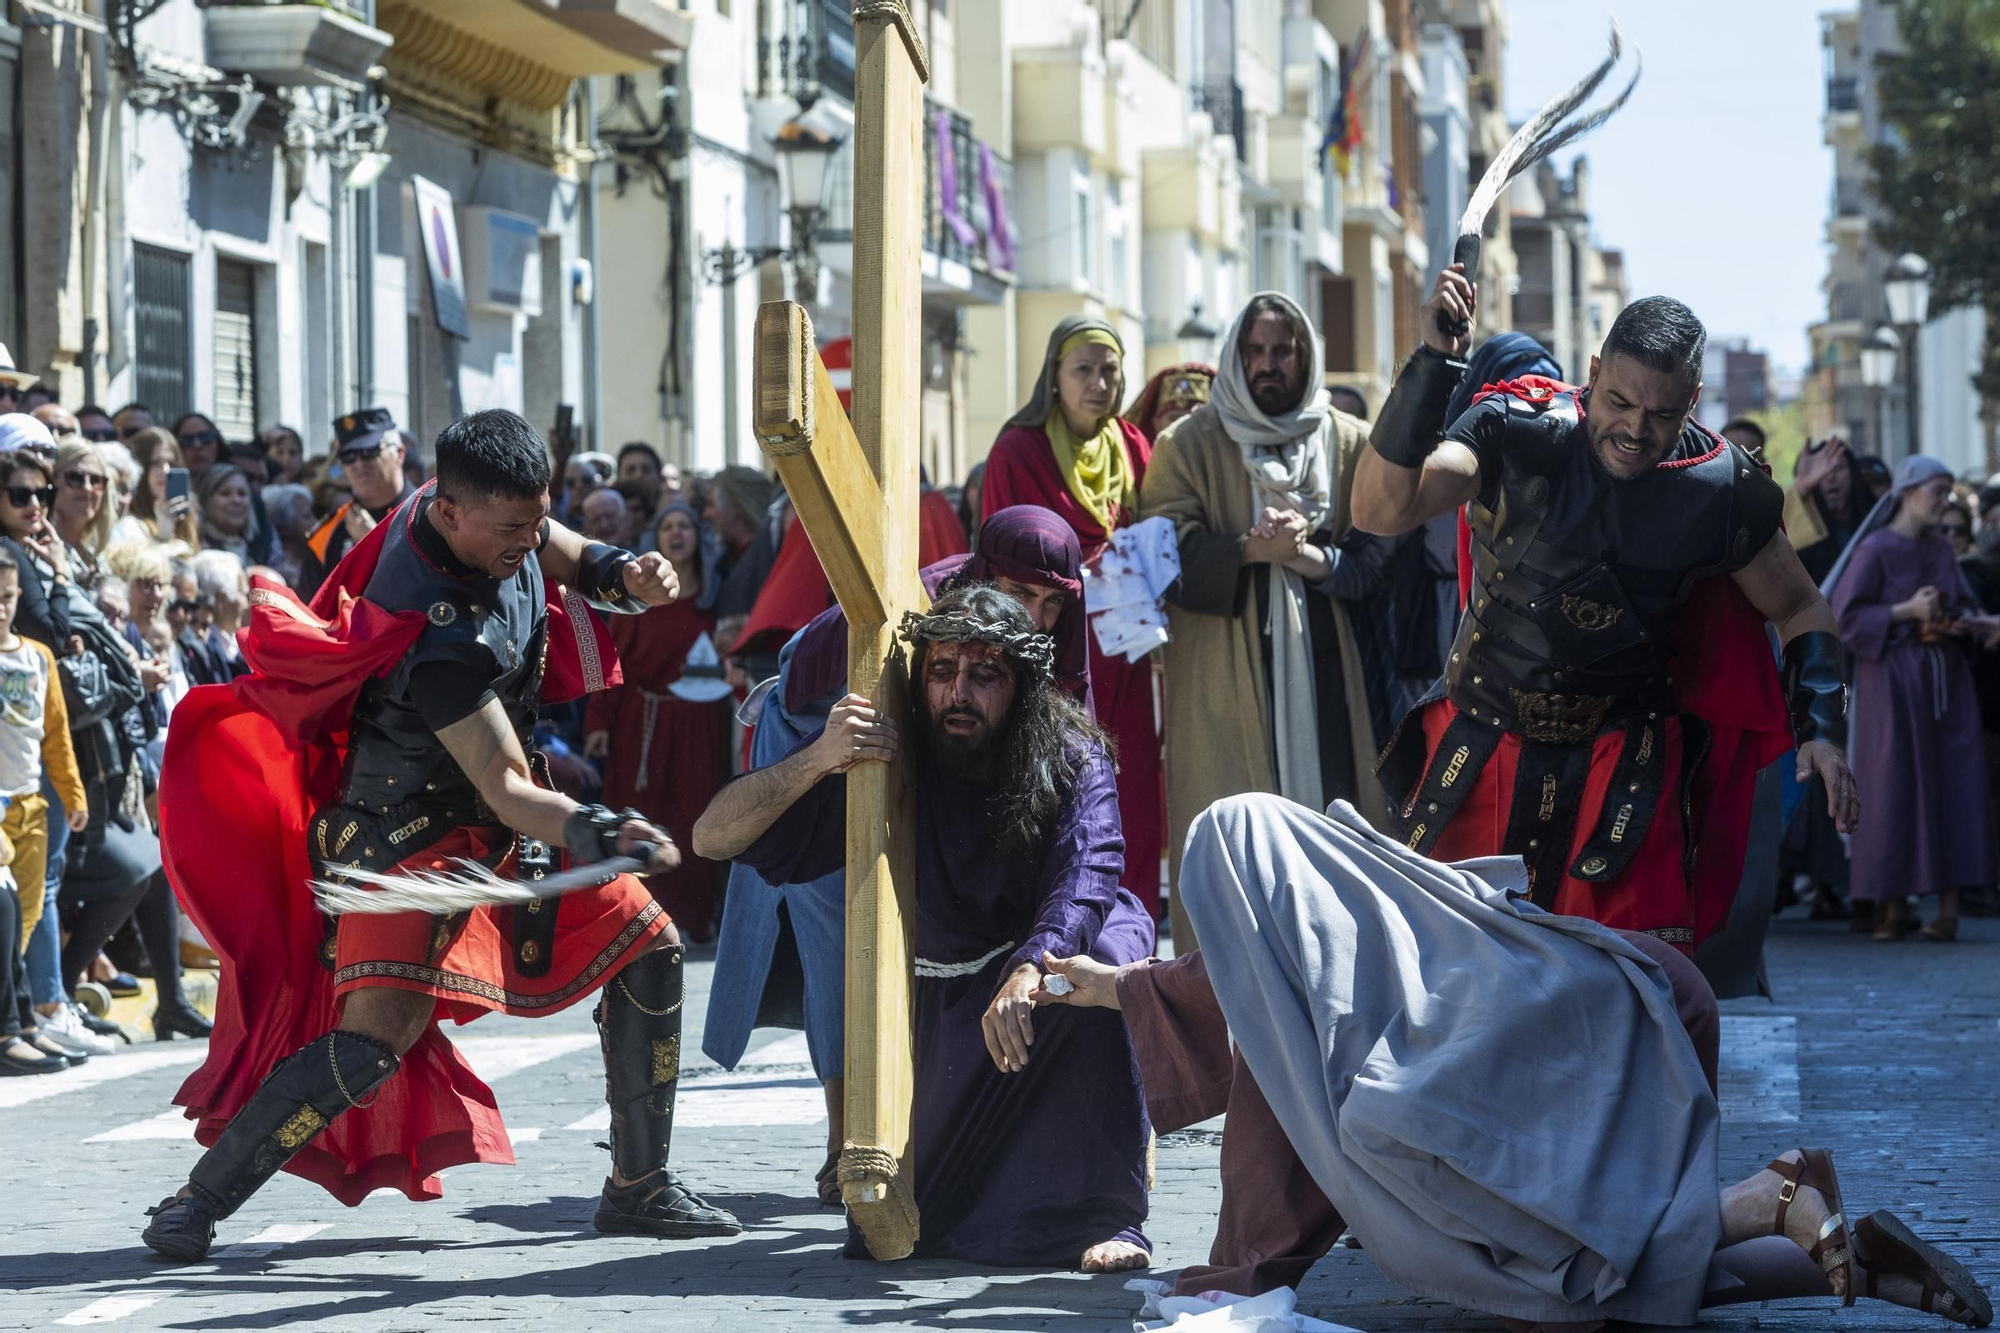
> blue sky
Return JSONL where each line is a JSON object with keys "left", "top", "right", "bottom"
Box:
{"left": 1501, "top": 0, "right": 1834, "bottom": 376}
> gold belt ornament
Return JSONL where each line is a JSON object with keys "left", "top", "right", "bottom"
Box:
{"left": 1510, "top": 689, "right": 1616, "bottom": 745}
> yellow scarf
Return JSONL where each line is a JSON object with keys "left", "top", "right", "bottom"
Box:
{"left": 1044, "top": 329, "right": 1133, "bottom": 531}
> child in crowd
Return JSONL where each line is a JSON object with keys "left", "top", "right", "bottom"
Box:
{"left": 0, "top": 546, "right": 91, "bottom": 1074}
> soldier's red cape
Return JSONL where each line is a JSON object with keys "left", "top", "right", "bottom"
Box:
{"left": 161, "top": 490, "right": 624, "bottom": 1204}
{"left": 1454, "top": 377, "right": 1791, "bottom": 943}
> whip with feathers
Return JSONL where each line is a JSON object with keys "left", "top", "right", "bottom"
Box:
{"left": 311, "top": 848, "right": 657, "bottom": 917}
{"left": 1438, "top": 20, "right": 1643, "bottom": 339}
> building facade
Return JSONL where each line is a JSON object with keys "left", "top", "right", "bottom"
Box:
{"left": 10, "top": 0, "right": 686, "bottom": 459}
{"left": 1806, "top": 2, "right": 1991, "bottom": 473}
{"left": 1509, "top": 157, "right": 1626, "bottom": 383}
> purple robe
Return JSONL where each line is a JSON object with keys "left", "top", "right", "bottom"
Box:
{"left": 737, "top": 732, "right": 1154, "bottom": 1265}
{"left": 1831, "top": 528, "right": 1996, "bottom": 900}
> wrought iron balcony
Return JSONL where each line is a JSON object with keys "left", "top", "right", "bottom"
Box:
{"left": 766, "top": 0, "right": 856, "bottom": 108}
{"left": 924, "top": 101, "right": 1015, "bottom": 279}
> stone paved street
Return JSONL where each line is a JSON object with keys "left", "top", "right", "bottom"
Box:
{"left": 2, "top": 911, "right": 1994, "bottom": 1332}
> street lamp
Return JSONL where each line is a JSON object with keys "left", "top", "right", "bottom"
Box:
{"left": 1859, "top": 325, "right": 1900, "bottom": 390}
{"left": 1860, "top": 325, "right": 1899, "bottom": 457}
{"left": 1883, "top": 252, "right": 1932, "bottom": 458}
{"left": 702, "top": 116, "right": 846, "bottom": 300}
{"left": 1176, "top": 301, "right": 1221, "bottom": 363}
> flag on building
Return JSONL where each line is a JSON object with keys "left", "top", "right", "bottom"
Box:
{"left": 1322, "top": 30, "right": 1370, "bottom": 179}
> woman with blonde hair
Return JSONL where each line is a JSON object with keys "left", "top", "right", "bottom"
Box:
{"left": 116, "top": 428, "right": 201, "bottom": 548}
{"left": 52, "top": 439, "right": 117, "bottom": 573}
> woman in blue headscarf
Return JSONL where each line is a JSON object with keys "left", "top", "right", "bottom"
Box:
{"left": 1829, "top": 455, "right": 2000, "bottom": 941}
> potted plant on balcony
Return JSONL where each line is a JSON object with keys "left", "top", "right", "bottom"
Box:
{"left": 205, "top": 1, "right": 393, "bottom": 91}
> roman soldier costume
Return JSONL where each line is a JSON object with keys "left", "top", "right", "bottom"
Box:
{"left": 1370, "top": 348, "right": 1846, "bottom": 948}
{"left": 142, "top": 484, "right": 736, "bottom": 1262}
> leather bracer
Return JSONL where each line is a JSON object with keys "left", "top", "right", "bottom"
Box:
{"left": 1370, "top": 346, "right": 1467, "bottom": 468}
{"left": 1781, "top": 630, "right": 1848, "bottom": 749}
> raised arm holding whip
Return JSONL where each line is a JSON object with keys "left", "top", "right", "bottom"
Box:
{"left": 1351, "top": 22, "right": 1857, "bottom": 954}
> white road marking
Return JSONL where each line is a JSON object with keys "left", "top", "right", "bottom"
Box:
{"left": 740, "top": 1032, "right": 811, "bottom": 1067}
{"left": 509, "top": 1126, "right": 543, "bottom": 1143}
{"left": 1718, "top": 1014, "right": 1801, "bottom": 1123}
{"left": 0, "top": 1047, "right": 206, "bottom": 1111}
{"left": 84, "top": 1109, "right": 194, "bottom": 1143}
{"left": 217, "top": 1223, "right": 332, "bottom": 1259}
{"left": 57, "top": 1294, "right": 171, "bottom": 1325}
{"left": 563, "top": 1073, "right": 825, "bottom": 1133}
{"left": 452, "top": 1033, "right": 600, "bottom": 1081}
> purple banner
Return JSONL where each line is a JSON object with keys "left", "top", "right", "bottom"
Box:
{"left": 935, "top": 110, "right": 979, "bottom": 249}
{"left": 979, "top": 142, "right": 1016, "bottom": 273}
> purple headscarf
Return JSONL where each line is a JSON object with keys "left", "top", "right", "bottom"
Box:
{"left": 784, "top": 504, "right": 1092, "bottom": 712}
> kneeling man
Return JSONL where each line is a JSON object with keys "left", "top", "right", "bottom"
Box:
{"left": 694, "top": 584, "right": 1153, "bottom": 1271}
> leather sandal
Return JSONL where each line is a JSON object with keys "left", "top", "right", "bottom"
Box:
{"left": 1768, "top": 1148, "right": 1855, "bottom": 1305}
{"left": 1857, "top": 1209, "right": 1993, "bottom": 1327}
{"left": 1921, "top": 918, "right": 1960, "bottom": 944}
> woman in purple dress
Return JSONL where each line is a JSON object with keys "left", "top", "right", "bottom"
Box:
{"left": 1829, "top": 455, "right": 2000, "bottom": 941}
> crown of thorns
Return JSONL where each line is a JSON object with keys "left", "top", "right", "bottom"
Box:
{"left": 900, "top": 609, "right": 1056, "bottom": 678}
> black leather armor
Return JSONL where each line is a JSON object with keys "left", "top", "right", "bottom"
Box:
{"left": 341, "top": 494, "right": 548, "bottom": 817}
{"left": 1445, "top": 388, "right": 1784, "bottom": 743}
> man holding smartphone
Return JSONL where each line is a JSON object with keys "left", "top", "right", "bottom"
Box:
{"left": 297, "top": 408, "right": 417, "bottom": 600}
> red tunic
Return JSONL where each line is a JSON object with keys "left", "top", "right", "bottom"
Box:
{"left": 585, "top": 599, "right": 733, "bottom": 940}
{"left": 983, "top": 420, "right": 1165, "bottom": 918}
{"left": 163, "top": 512, "right": 665, "bottom": 1206}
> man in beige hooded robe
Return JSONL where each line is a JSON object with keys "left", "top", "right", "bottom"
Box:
{"left": 1140, "top": 292, "right": 1388, "bottom": 948}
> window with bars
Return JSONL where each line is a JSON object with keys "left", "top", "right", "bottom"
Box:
{"left": 133, "top": 244, "right": 193, "bottom": 423}
{"left": 213, "top": 258, "right": 259, "bottom": 443}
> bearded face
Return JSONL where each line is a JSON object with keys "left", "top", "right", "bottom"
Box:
{"left": 1239, "top": 310, "right": 1309, "bottom": 416}
{"left": 918, "top": 639, "right": 1018, "bottom": 779}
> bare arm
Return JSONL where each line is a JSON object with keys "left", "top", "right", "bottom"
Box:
{"left": 1351, "top": 441, "right": 1483, "bottom": 536}
{"left": 1350, "top": 265, "right": 1482, "bottom": 536}
{"left": 1728, "top": 531, "right": 1839, "bottom": 645}
{"left": 539, "top": 516, "right": 681, "bottom": 606}
{"left": 691, "top": 693, "right": 897, "bottom": 861}
{"left": 436, "top": 699, "right": 677, "bottom": 859}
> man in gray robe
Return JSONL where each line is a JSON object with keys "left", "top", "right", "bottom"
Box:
{"left": 1039, "top": 795, "right": 1991, "bottom": 1330}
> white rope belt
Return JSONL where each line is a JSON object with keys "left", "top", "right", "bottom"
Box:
{"left": 913, "top": 940, "right": 1014, "bottom": 978}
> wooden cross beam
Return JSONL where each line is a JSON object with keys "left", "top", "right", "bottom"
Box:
{"left": 749, "top": 0, "right": 930, "bottom": 1262}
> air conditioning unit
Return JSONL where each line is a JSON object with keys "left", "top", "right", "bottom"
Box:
{"left": 460, "top": 207, "right": 545, "bottom": 317}
{"left": 205, "top": 5, "right": 393, "bottom": 91}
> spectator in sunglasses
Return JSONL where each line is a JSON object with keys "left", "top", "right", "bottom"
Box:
{"left": 170, "top": 413, "right": 222, "bottom": 473}
{"left": 50, "top": 440, "right": 120, "bottom": 606}
{"left": 111, "top": 402, "right": 152, "bottom": 442}
{"left": 255, "top": 424, "right": 306, "bottom": 486}
{"left": 33, "top": 405, "right": 76, "bottom": 439}
{"left": 22, "top": 384, "right": 53, "bottom": 413}
{"left": 1940, "top": 494, "right": 1976, "bottom": 558}
{"left": 296, "top": 406, "right": 414, "bottom": 601}
{"left": 74, "top": 406, "right": 116, "bottom": 444}
{"left": 0, "top": 446, "right": 76, "bottom": 647}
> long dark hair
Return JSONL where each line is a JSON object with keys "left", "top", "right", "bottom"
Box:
{"left": 912, "top": 583, "right": 1113, "bottom": 869}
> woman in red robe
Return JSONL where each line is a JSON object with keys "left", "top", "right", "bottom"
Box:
{"left": 983, "top": 315, "right": 1164, "bottom": 919}
{"left": 585, "top": 503, "right": 733, "bottom": 941}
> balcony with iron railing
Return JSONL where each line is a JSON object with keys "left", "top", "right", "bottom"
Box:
{"left": 816, "top": 98, "right": 1015, "bottom": 304}
{"left": 764, "top": 0, "right": 856, "bottom": 108}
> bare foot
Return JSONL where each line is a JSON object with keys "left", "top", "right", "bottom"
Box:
{"left": 1080, "top": 1239, "right": 1150, "bottom": 1273}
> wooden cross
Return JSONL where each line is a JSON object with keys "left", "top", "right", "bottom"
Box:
{"left": 749, "top": 1, "right": 930, "bottom": 1262}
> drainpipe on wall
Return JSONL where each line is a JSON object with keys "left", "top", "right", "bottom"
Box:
{"left": 353, "top": 0, "right": 377, "bottom": 413}
{"left": 580, "top": 78, "right": 606, "bottom": 451}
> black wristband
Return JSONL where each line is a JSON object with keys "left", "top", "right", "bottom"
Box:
{"left": 564, "top": 803, "right": 648, "bottom": 864}
{"left": 1781, "top": 630, "right": 1848, "bottom": 749}
{"left": 1370, "top": 346, "right": 1467, "bottom": 469}
{"left": 576, "top": 542, "right": 639, "bottom": 615}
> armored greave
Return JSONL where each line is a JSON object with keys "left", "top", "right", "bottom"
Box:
{"left": 597, "top": 944, "right": 685, "bottom": 1180}
{"left": 187, "top": 1030, "right": 400, "bottom": 1217}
